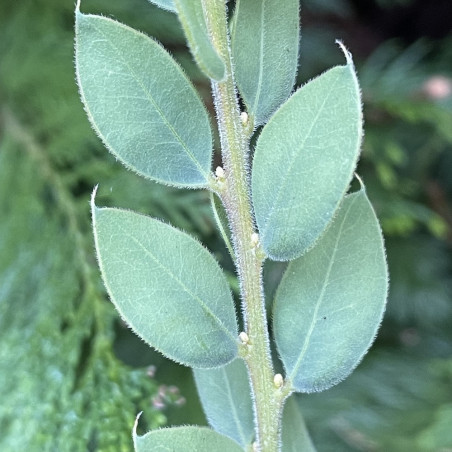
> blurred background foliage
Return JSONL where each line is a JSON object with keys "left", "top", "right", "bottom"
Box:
{"left": 0, "top": 0, "right": 451, "bottom": 450}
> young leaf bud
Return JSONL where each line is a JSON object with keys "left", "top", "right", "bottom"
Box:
{"left": 251, "top": 232, "right": 259, "bottom": 247}
{"left": 215, "top": 166, "right": 225, "bottom": 180}
{"left": 239, "top": 331, "right": 249, "bottom": 344}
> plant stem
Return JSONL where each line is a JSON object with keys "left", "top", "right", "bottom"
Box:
{"left": 203, "top": 2, "right": 290, "bottom": 450}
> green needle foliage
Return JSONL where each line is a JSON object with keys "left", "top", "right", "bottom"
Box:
{"left": 0, "top": 0, "right": 215, "bottom": 449}
{"left": 193, "top": 358, "right": 254, "bottom": 447}
{"left": 174, "top": 0, "right": 226, "bottom": 81}
{"left": 75, "top": 1, "right": 388, "bottom": 450}
{"left": 0, "top": 118, "right": 165, "bottom": 451}
{"left": 133, "top": 424, "right": 244, "bottom": 451}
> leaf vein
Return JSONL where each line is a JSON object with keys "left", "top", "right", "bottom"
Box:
{"left": 91, "top": 18, "right": 209, "bottom": 181}
{"left": 288, "top": 194, "right": 359, "bottom": 381}
{"left": 122, "top": 229, "right": 236, "bottom": 344}
{"left": 260, "top": 71, "right": 342, "bottom": 242}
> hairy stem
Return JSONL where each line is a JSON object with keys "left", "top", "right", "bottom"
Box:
{"left": 203, "top": 1, "right": 290, "bottom": 450}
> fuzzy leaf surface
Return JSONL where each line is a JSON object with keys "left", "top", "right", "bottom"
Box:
{"left": 133, "top": 426, "right": 244, "bottom": 451}
{"left": 147, "top": 0, "right": 175, "bottom": 12}
{"left": 252, "top": 54, "right": 362, "bottom": 260}
{"left": 92, "top": 204, "right": 238, "bottom": 368}
{"left": 75, "top": 11, "right": 212, "bottom": 187}
{"left": 282, "top": 397, "right": 316, "bottom": 451}
{"left": 273, "top": 191, "right": 388, "bottom": 392}
{"left": 231, "top": 0, "right": 299, "bottom": 125}
{"left": 174, "top": 0, "right": 225, "bottom": 80}
{"left": 193, "top": 359, "right": 254, "bottom": 447}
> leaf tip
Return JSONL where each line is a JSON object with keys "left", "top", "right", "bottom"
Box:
{"left": 133, "top": 411, "right": 143, "bottom": 436}
{"left": 90, "top": 184, "right": 99, "bottom": 212}
{"left": 75, "top": 0, "right": 81, "bottom": 13}
{"left": 335, "top": 39, "right": 354, "bottom": 67}
{"left": 354, "top": 172, "right": 365, "bottom": 191}
{"left": 132, "top": 411, "right": 143, "bottom": 448}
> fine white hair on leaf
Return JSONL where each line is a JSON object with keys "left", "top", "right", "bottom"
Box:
{"left": 335, "top": 39, "right": 354, "bottom": 66}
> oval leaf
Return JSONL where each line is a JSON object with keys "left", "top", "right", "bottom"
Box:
{"left": 193, "top": 359, "right": 254, "bottom": 447}
{"left": 273, "top": 190, "right": 388, "bottom": 393}
{"left": 252, "top": 47, "right": 362, "bottom": 261}
{"left": 134, "top": 425, "right": 244, "bottom": 452}
{"left": 92, "top": 198, "right": 238, "bottom": 368}
{"left": 147, "top": 0, "right": 175, "bottom": 12}
{"left": 175, "top": 0, "right": 226, "bottom": 81}
{"left": 231, "top": 0, "right": 300, "bottom": 125}
{"left": 75, "top": 10, "right": 212, "bottom": 187}
{"left": 282, "top": 397, "right": 316, "bottom": 452}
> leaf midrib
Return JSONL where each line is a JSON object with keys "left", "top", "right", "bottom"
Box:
{"left": 288, "top": 194, "right": 359, "bottom": 381}
{"left": 117, "top": 222, "right": 237, "bottom": 344}
{"left": 86, "top": 16, "right": 209, "bottom": 182}
{"left": 220, "top": 366, "right": 249, "bottom": 446}
{"left": 260, "top": 70, "right": 342, "bottom": 244}
{"left": 251, "top": 0, "right": 266, "bottom": 117}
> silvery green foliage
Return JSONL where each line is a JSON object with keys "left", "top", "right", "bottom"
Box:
{"left": 193, "top": 359, "right": 254, "bottom": 448}
{"left": 175, "top": 0, "right": 226, "bottom": 81}
{"left": 92, "top": 199, "right": 238, "bottom": 369}
{"left": 75, "top": 11, "right": 212, "bottom": 187}
{"left": 147, "top": 0, "right": 175, "bottom": 13}
{"left": 273, "top": 191, "right": 388, "bottom": 393}
{"left": 75, "top": 0, "right": 388, "bottom": 449}
{"left": 231, "top": 0, "right": 300, "bottom": 125}
{"left": 133, "top": 424, "right": 244, "bottom": 451}
{"left": 252, "top": 47, "right": 362, "bottom": 261}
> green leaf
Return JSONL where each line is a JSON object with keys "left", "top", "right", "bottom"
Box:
{"left": 147, "top": 0, "right": 175, "bottom": 12}
{"left": 92, "top": 197, "right": 238, "bottom": 369}
{"left": 0, "top": 108, "right": 166, "bottom": 449}
{"left": 193, "top": 359, "right": 254, "bottom": 447}
{"left": 273, "top": 190, "right": 388, "bottom": 393}
{"left": 75, "top": 10, "right": 212, "bottom": 188}
{"left": 282, "top": 397, "right": 316, "bottom": 452}
{"left": 252, "top": 46, "right": 362, "bottom": 261}
{"left": 133, "top": 424, "right": 245, "bottom": 451}
{"left": 174, "top": 0, "right": 225, "bottom": 81}
{"left": 231, "top": 0, "right": 300, "bottom": 125}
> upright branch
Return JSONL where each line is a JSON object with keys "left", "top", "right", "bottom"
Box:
{"left": 203, "top": 1, "right": 291, "bottom": 450}
{"left": 77, "top": 0, "right": 388, "bottom": 449}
